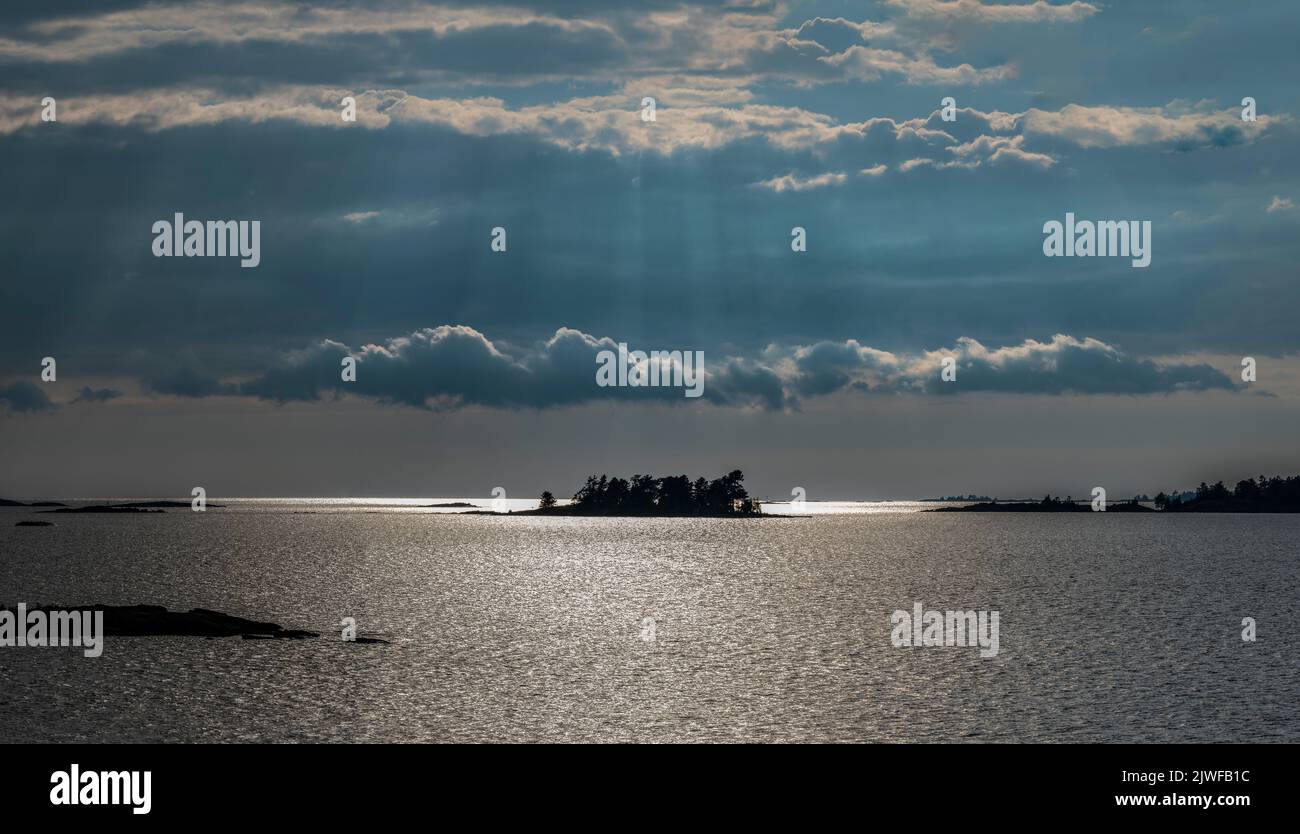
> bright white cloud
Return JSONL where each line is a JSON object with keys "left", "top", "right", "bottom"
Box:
{"left": 753, "top": 171, "right": 849, "bottom": 192}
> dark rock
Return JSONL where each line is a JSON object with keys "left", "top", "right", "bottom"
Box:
{"left": 14, "top": 521, "right": 54, "bottom": 527}
{"left": 1, "top": 604, "right": 320, "bottom": 639}
{"left": 40, "top": 506, "right": 164, "bottom": 514}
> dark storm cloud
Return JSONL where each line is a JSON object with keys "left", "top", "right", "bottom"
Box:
{"left": 107, "top": 326, "right": 1239, "bottom": 413}
{"left": 0, "top": 99, "right": 1295, "bottom": 387}
{"left": 237, "top": 325, "right": 733, "bottom": 409}
{"left": 70, "top": 386, "right": 122, "bottom": 403}
{"left": 0, "top": 0, "right": 1040, "bottom": 97}
{"left": 143, "top": 367, "right": 238, "bottom": 399}
{"left": 0, "top": 22, "right": 630, "bottom": 95}
{"left": 787, "top": 334, "right": 1238, "bottom": 399}
{"left": 0, "top": 381, "right": 56, "bottom": 413}
{"left": 1, "top": 1, "right": 1296, "bottom": 500}
{"left": 0, "top": 0, "right": 1294, "bottom": 410}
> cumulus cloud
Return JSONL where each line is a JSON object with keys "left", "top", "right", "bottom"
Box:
{"left": 753, "top": 171, "right": 848, "bottom": 192}
{"left": 1267, "top": 195, "right": 1295, "bottom": 213}
{"left": 947, "top": 133, "right": 1054, "bottom": 167}
{"left": 8, "top": 82, "right": 1266, "bottom": 181}
{"left": 0, "top": 381, "right": 56, "bottom": 413}
{"left": 820, "top": 45, "right": 1016, "bottom": 85}
{"left": 778, "top": 333, "right": 1239, "bottom": 398}
{"left": 144, "top": 367, "right": 239, "bottom": 398}
{"left": 71, "top": 387, "right": 123, "bottom": 404}
{"left": 893, "top": 335, "right": 1238, "bottom": 395}
{"left": 105, "top": 326, "right": 1242, "bottom": 414}
{"left": 234, "top": 325, "right": 763, "bottom": 409}
{"left": 885, "top": 0, "right": 1099, "bottom": 24}
{"left": 0, "top": 2, "right": 619, "bottom": 63}
{"left": 0, "top": 0, "right": 1071, "bottom": 111}
{"left": 0, "top": 84, "right": 1079, "bottom": 175}
{"left": 1023, "top": 102, "right": 1281, "bottom": 149}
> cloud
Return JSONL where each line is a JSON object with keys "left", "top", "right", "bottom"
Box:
{"left": 1267, "top": 195, "right": 1295, "bottom": 213}
{"left": 0, "top": 1, "right": 1057, "bottom": 104}
{"left": 236, "top": 325, "right": 745, "bottom": 409}
{"left": 779, "top": 333, "right": 1240, "bottom": 398}
{"left": 894, "top": 334, "right": 1239, "bottom": 395}
{"left": 0, "top": 84, "right": 1079, "bottom": 169}
{"left": 753, "top": 171, "right": 848, "bottom": 192}
{"left": 820, "top": 45, "right": 1016, "bottom": 85}
{"left": 144, "top": 367, "right": 238, "bottom": 398}
{"left": 947, "top": 133, "right": 1055, "bottom": 167}
{"left": 0, "top": 3, "right": 620, "bottom": 63}
{"left": 341, "top": 211, "right": 382, "bottom": 223}
{"left": 1023, "top": 102, "right": 1281, "bottom": 149}
{"left": 71, "top": 386, "right": 123, "bottom": 404}
{"left": 0, "top": 381, "right": 56, "bottom": 413}
{"left": 117, "top": 326, "right": 1242, "bottom": 413}
{"left": 885, "top": 0, "right": 1100, "bottom": 24}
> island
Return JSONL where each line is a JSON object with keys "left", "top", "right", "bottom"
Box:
{"left": 1157, "top": 476, "right": 1300, "bottom": 512}
{"left": 105, "top": 500, "right": 226, "bottom": 508}
{"left": 928, "top": 475, "right": 1300, "bottom": 513}
{"left": 930, "top": 496, "right": 1153, "bottom": 512}
{"left": 504, "top": 470, "right": 765, "bottom": 517}
{"left": 38, "top": 500, "right": 225, "bottom": 512}
{"left": 0, "top": 604, "right": 387, "bottom": 642}
{"left": 0, "top": 498, "right": 67, "bottom": 507}
{"left": 40, "top": 506, "right": 165, "bottom": 514}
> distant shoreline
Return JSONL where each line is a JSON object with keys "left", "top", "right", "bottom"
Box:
{"left": 929, "top": 501, "right": 1154, "bottom": 513}
{"left": 464, "top": 506, "right": 788, "bottom": 518}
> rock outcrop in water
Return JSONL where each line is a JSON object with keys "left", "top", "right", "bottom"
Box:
{"left": 14, "top": 520, "right": 54, "bottom": 527}
{"left": 40, "top": 506, "right": 164, "bottom": 514}
{"left": 37, "top": 500, "right": 225, "bottom": 513}
{"left": 0, "top": 604, "right": 394, "bottom": 643}
{"left": 0, "top": 604, "right": 318, "bottom": 638}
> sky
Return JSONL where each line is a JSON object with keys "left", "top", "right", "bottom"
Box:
{"left": 1, "top": 0, "right": 1298, "bottom": 500}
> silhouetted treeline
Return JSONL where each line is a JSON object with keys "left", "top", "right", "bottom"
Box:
{"left": 561, "top": 470, "right": 762, "bottom": 516}
{"left": 934, "top": 495, "right": 1151, "bottom": 512}
{"left": 1156, "top": 475, "right": 1300, "bottom": 512}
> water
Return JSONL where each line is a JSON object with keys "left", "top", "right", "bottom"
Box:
{"left": 1, "top": 501, "right": 1296, "bottom": 742}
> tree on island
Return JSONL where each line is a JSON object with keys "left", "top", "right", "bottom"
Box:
{"left": 559, "top": 470, "right": 761, "bottom": 516}
{"left": 539, "top": 491, "right": 557, "bottom": 509}
{"left": 1159, "top": 475, "right": 1300, "bottom": 511}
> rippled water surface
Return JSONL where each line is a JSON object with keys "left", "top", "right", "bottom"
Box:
{"left": 1, "top": 501, "right": 1296, "bottom": 742}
